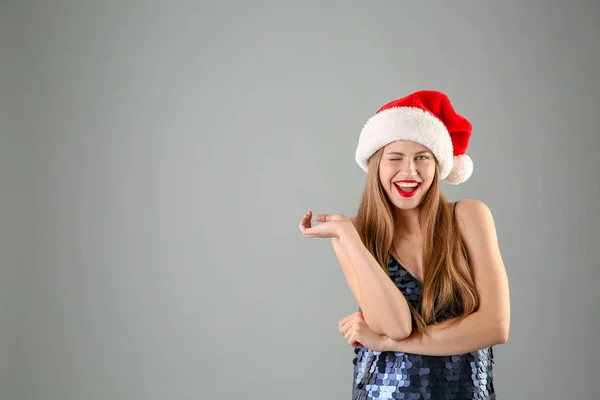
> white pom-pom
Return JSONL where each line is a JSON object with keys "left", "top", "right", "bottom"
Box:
{"left": 444, "top": 154, "right": 473, "bottom": 185}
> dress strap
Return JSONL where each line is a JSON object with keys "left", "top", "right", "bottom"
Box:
{"left": 453, "top": 201, "right": 459, "bottom": 219}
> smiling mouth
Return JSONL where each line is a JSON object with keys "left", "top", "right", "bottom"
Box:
{"left": 394, "top": 181, "right": 422, "bottom": 198}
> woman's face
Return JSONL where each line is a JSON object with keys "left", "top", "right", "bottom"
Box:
{"left": 378, "top": 140, "right": 437, "bottom": 210}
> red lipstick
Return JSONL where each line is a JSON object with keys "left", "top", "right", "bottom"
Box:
{"left": 394, "top": 180, "right": 422, "bottom": 198}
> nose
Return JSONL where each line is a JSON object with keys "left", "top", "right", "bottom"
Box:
{"left": 400, "top": 157, "right": 417, "bottom": 176}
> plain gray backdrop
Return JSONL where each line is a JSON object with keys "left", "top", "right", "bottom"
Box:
{"left": 2, "top": 1, "right": 599, "bottom": 399}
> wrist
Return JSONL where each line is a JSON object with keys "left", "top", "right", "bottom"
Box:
{"left": 379, "top": 335, "right": 394, "bottom": 352}
{"left": 338, "top": 221, "right": 360, "bottom": 246}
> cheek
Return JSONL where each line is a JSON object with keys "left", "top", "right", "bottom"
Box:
{"left": 378, "top": 165, "right": 394, "bottom": 183}
{"left": 379, "top": 170, "right": 397, "bottom": 196}
{"left": 420, "top": 163, "right": 436, "bottom": 181}
{"left": 379, "top": 175, "right": 392, "bottom": 193}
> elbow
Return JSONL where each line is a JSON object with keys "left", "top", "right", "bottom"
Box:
{"left": 497, "top": 326, "right": 509, "bottom": 345}
{"left": 384, "top": 323, "right": 412, "bottom": 342}
{"left": 362, "top": 311, "right": 412, "bottom": 341}
{"left": 493, "top": 319, "right": 510, "bottom": 345}
{"left": 388, "top": 331, "right": 411, "bottom": 342}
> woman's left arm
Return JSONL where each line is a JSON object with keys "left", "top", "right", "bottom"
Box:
{"left": 381, "top": 199, "right": 510, "bottom": 356}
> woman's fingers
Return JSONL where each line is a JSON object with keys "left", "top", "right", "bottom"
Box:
{"left": 339, "top": 311, "right": 362, "bottom": 327}
{"left": 340, "top": 320, "right": 352, "bottom": 335}
{"left": 303, "top": 223, "right": 336, "bottom": 238}
{"left": 298, "top": 211, "right": 312, "bottom": 231}
{"left": 341, "top": 316, "right": 357, "bottom": 334}
{"left": 302, "top": 212, "right": 347, "bottom": 239}
{"left": 339, "top": 312, "right": 363, "bottom": 335}
{"left": 315, "top": 213, "right": 347, "bottom": 222}
{"left": 314, "top": 214, "right": 328, "bottom": 222}
{"left": 339, "top": 313, "right": 366, "bottom": 348}
{"left": 338, "top": 312, "right": 356, "bottom": 330}
{"left": 300, "top": 211, "right": 328, "bottom": 238}
{"left": 314, "top": 214, "right": 339, "bottom": 222}
{"left": 301, "top": 212, "right": 344, "bottom": 233}
{"left": 302, "top": 225, "right": 321, "bottom": 237}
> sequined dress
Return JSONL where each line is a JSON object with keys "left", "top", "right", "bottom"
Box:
{"left": 351, "top": 254, "right": 495, "bottom": 400}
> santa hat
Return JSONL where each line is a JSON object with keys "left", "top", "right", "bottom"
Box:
{"left": 355, "top": 90, "right": 473, "bottom": 185}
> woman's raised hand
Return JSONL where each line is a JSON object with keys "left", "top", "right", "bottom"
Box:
{"left": 298, "top": 210, "right": 352, "bottom": 239}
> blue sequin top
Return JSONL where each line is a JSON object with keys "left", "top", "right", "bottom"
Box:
{"left": 351, "top": 254, "right": 495, "bottom": 400}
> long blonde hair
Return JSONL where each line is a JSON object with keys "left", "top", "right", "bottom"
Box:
{"left": 352, "top": 148, "right": 479, "bottom": 334}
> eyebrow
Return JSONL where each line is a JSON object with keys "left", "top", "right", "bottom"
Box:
{"left": 386, "top": 151, "right": 431, "bottom": 156}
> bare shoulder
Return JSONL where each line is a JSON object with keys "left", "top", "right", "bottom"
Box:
{"left": 456, "top": 199, "right": 496, "bottom": 245}
{"left": 455, "top": 199, "right": 493, "bottom": 228}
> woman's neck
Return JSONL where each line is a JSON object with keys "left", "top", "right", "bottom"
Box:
{"left": 393, "top": 208, "right": 422, "bottom": 238}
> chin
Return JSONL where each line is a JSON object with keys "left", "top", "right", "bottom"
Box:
{"left": 392, "top": 199, "right": 422, "bottom": 210}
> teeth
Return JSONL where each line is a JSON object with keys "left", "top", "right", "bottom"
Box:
{"left": 395, "top": 182, "right": 419, "bottom": 187}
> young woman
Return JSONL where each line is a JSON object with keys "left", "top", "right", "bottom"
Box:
{"left": 299, "top": 90, "right": 510, "bottom": 399}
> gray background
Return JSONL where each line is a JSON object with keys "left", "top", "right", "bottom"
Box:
{"left": 1, "top": 1, "right": 599, "bottom": 399}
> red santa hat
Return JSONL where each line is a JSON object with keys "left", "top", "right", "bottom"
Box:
{"left": 355, "top": 90, "right": 473, "bottom": 185}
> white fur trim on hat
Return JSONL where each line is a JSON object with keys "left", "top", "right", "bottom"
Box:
{"left": 355, "top": 106, "right": 454, "bottom": 179}
{"left": 444, "top": 154, "right": 473, "bottom": 185}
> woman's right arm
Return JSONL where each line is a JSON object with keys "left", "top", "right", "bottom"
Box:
{"left": 332, "top": 225, "right": 413, "bottom": 341}
{"left": 331, "top": 237, "right": 362, "bottom": 304}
